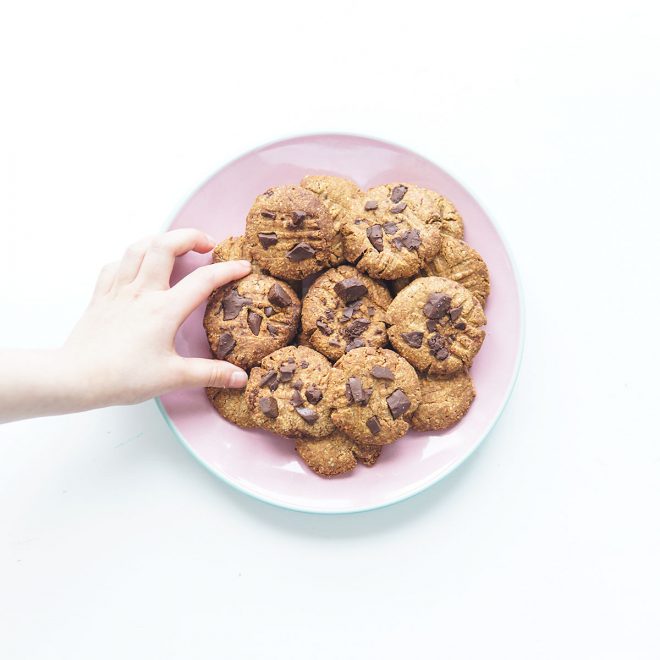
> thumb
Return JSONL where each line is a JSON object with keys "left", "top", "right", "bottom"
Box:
{"left": 178, "top": 357, "right": 248, "bottom": 389}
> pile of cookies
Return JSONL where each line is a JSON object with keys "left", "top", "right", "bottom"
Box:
{"left": 204, "top": 176, "right": 490, "bottom": 477}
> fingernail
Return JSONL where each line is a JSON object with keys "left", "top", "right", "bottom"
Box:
{"left": 228, "top": 370, "right": 248, "bottom": 388}
{"left": 238, "top": 260, "right": 252, "bottom": 269}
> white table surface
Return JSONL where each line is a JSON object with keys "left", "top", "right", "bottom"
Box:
{"left": 1, "top": 1, "right": 659, "bottom": 658}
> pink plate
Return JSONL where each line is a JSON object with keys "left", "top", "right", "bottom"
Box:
{"left": 157, "top": 134, "right": 523, "bottom": 514}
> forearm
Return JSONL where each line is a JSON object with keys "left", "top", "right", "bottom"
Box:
{"left": 0, "top": 349, "right": 93, "bottom": 423}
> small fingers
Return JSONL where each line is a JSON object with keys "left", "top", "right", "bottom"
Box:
{"left": 169, "top": 260, "right": 252, "bottom": 320}
{"left": 115, "top": 236, "right": 155, "bottom": 286}
{"left": 177, "top": 357, "right": 248, "bottom": 389}
{"left": 135, "top": 228, "right": 216, "bottom": 289}
{"left": 93, "top": 261, "right": 120, "bottom": 298}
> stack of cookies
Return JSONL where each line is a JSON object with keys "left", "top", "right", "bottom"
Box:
{"left": 204, "top": 176, "right": 490, "bottom": 477}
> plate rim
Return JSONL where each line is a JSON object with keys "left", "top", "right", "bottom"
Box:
{"left": 155, "top": 131, "right": 526, "bottom": 515}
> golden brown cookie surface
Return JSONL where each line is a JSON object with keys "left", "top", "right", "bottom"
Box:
{"left": 386, "top": 276, "right": 486, "bottom": 377}
{"left": 295, "top": 430, "right": 382, "bottom": 477}
{"left": 245, "top": 185, "right": 334, "bottom": 280}
{"left": 203, "top": 273, "right": 301, "bottom": 370}
{"left": 411, "top": 371, "right": 476, "bottom": 431}
{"left": 300, "top": 175, "right": 363, "bottom": 267}
{"left": 421, "top": 235, "right": 490, "bottom": 307}
{"left": 246, "top": 346, "right": 335, "bottom": 438}
{"left": 301, "top": 265, "right": 392, "bottom": 362}
{"left": 327, "top": 347, "right": 420, "bottom": 445}
{"left": 206, "top": 386, "right": 254, "bottom": 429}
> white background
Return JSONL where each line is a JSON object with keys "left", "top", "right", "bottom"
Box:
{"left": 1, "top": 1, "right": 659, "bottom": 658}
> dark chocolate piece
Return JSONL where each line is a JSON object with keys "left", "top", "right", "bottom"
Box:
{"left": 290, "top": 211, "right": 306, "bottom": 226}
{"left": 261, "top": 210, "right": 276, "bottom": 219}
{"left": 334, "top": 278, "right": 367, "bottom": 303}
{"left": 279, "top": 362, "right": 296, "bottom": 382}
{"left": 449, "top": 306, "right": 463, "bottom": 322}
{"left": 370, "top": 365, "right": 395, "bottom": 380}
{"left": 222, "top": 288, "right": 252, "bottom": 320}
{"left": 264, "top": 306, "right": 274, "bottom": 317}
{"left": 247, "top": 310, "right": 262, "bottom": 336}
{"left": 455, "top": 321, "right": 467, "bottom": 331}
{"left": 300, "top": 360, "right": 309, "bottom": 369}
{"left": 366, "top": 416, "right": 381, "bottom": 435}
{"left": 290, "top": 390, "right": 304, "bottom": 407}
{"left": 258, "top": 232, "right": 278, "bottom": 249}
{"left": 423, "top": 293, "right": 452, "bottom": 319}
{"left": 295, "top": 406, "right": 319, "bottom": 424}
{"left": 305, "top": 385, "right": 323, "bottom": 405}
{"left": 383, "top": 221, "right": 399, "bottom": 235}
{"left": 402, "top": 229, "right": 421, "bottom": 250}
{"left": 428, "top": 333, "right": 449, "bottom": 360}
{"left": 286, "top": 242, "right": 316, "bottom": 262}
{"left": 386, "top": 389, "right": 411, "bottom": 419}
{"left": 390, "top": 202, "right": 407, "bottom": 214}
{"left": 401, "top": 331, "right": 423, "bottom": 348}
{"left": 259, "top": 369, "right": 277, "bottom": 388}
{"left": 268, "top": 283, "right": 292, "bottom": 307}
{"left": 364, "top": 200, "right": 378, "bottom": 211}
{"left": 345, "top": 318, "right": 370, "bottom": 337}
{"left": 316, "top": 319, "right": 333, "bottom": 335}
{"left": 266, "top": 323, "right": 278, "bottom": 337}
{"left": 366, "top": 225, "right": 384, "bottom": 252}
{"left": 259, "top": 396, "right": 279, "bottom": 419}
{"left": 215, "top": 333, "right": 235, "bottom": 359}
{"left": 348, "top": 377, "right": 365, "bottom": 404}
{"left": 390, "top": 185, "right": 408, "bottom": 203}
{"left": 345, "top": 338, "right": 365, "bottom": 352}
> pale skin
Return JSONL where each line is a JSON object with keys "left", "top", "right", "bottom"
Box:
{"left": 0, "top": 228, "right": 251, "bottom": 423}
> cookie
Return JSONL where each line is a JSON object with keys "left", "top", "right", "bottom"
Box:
{"left": 410, "top": 371, "right": 476, "bottom": 431}
{"left": 341, "top": 183, "right": 451, "bottom": 279}
{"left": 386, "top": 276, "right": 486, "bottom": 377}
{"left": 246, "top": 346, "right": 335, "bottom": 438}
{"left": 245, "top": 185, "right": 334, "bottom": 280}
{"left": 206, "top": 386, "right": 254, "bottom": 429}
{"left": 212, "top": 234, "right": 254, "bottom": 265}
{"left": 295, "top": 430, "right": 382, "bottom": 477}
{"left": 327, "top": 347, "right": 421, "bottom": 445}
{"left": 300, "top": 265, "right": 392, "bottom": 362}
{"left": 300, "top": 175, "right": 363, "bottom": 266}
{"left": 203, "top": 273, "right": 301, "bottom": 370}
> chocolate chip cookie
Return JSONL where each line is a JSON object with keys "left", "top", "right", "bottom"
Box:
{"left": 341, "top": 183, "right": 451, "bottom": 279}
{"left": 204, "top": 273, "right": 301, "bottom": 370}
{"left": 300, "top": 265, "right": 392, "bottom": 362}
{"left": 246, "top": 346, "right": 335, "bottom": 438}
{"left": 386, "top": 276, "right": 486, "bottom": 377}
{"left": 206, "top": 386, "right": 254, "bottom": 429}
{"left": 245, "top": 185, "right": 334, "bottom": 280}
{"left": 300, "top": 175, "right": 363, "bottom": 266}
{"left": 327, "top": 347, "right": 421, "bottom": 445}
{"left": 212, "top": 234, "right": 254, "bottom": 265}
{"left": 410, "top": 371, "right": 476, "bottom": 431}
{"left": 295, "top": 430, "right": 381, "bottom": 477}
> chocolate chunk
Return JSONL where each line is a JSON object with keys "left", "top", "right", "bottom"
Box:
{"left": 259, "top": 396, "right": 279, "bottom": 419}
{"left": 269, "top": 380, "right": 279, "bottom": 392}
{"left": 279, "top": 362, "right": 296, "bottom": 382}
{"left": 247, "top": 310, "right": 262, "bottom": 336}
{"left": 290, "top": 211, "right": 306, "bottom": 226}
{"left": 366, "top": 225, "right": 384, "bottom": 252}
{"left": 263, "top": 189, "right": 274, "bottom": 197}
{"left": 264, "top": 306, "right": 274, "bottom": 317}
{"left": 261, "top": 210, "right": 276, "bottom": 219}
{"left": 455, "top": 321, "right": 467, "bottom": 331}
{"left": 329, "top": 338, "right": 341, "bottom": 347}
{"left": 345, "top": 382, "right": 353, "bottom": 403}
{"left": 305, "top": 385, "right": 323, "bottom": 404}
{"left": 316, "top": 318, "right": 333, "bottom": 335}
{"left": 449, "top": 306, "right": 463, "bottom": 322}
{"left": 426, "top": 319, "right": 438, "bottom": 333}
{"left": 345, "top": 338, "right": 365, "bottom": 352}
{"left": 346, "top": 318, "right": 370, "bottom": 337}
{"left": 215, "top": 332, "right": 235, "bottom": 359}
{"left": 286, "top": 242, "right": 316, "bottom": 262}
{"left": 266, "top": 323, "right": 278, "bottom": 337}
{"left": 383, "top": 221, "right": 398, "bottom": 235}
{"left": 295, "top": 406, "right": 319, "bottom": 424}
{"left": 354, "top": 218, "right": 364, "bottom": 225}
{"left": 390, "top": 185, "right": 408, "bottom": 203}
{"left": 370, "top": 365, "right": 395, "bottom": 380}
{"left": 367, "top": 306, "right": 375, "bottom": 317}
{"left": 402, "top": 229, "right": 421, "bottom": 250}
{"left": 348, "top": 377, "right": 365, "bottom": 404}
{"left": 258, "top": 232, "right": 278, "bottom": 249}
{"left": 325, "top": 310, "right": 335, "bottom": 320}
{"left": 401, "top": 331, "right": 423, "bottom": 348}
{"left": 392, "top": 237, "right": 404, "bottom": 250}
{"left": 390, "top": 202, "right": 407, "bottom": 214}
{"left": 364, "top": 200, "right": 378, "bottom": 211}
{"left": 386, "top": 389, "right": 411, "bottom": 419}
{"left": 339, "top": 307, "right": 353, "bottom": 323}
{"left": 423, "top": 293, "right": 452, "bottom": 319}
{"left": 222, "top": 288, "right": 252, "bottom": 320}
{"left": 428, "top": 333, "right": 449, "bottom": 360}
{"left": 334, "top": 278, "right": 368, "bottom": 303}
{"left": 366, "top": 416, "right": 381, "bottom": 435}
{"left": 268, "top": 283, "right": 292, "bottom": 307}
{"left": 292, "top": 379, "right": 303, "bottom": 390}
{"left": 259, "top": 369, "right": 277, "bottom": 388}
{"left": 362, "top": 387, "right": 373, "bottom": 404}
{"left": 290, "top": 390, "right": 304, "bottom": 407}
{"left": 300, "top": 360, "right": 309, "bottom": 369}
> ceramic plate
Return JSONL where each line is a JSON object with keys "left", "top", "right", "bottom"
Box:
{"left": 157, "top": 134, "right": 523, "bottom": 514}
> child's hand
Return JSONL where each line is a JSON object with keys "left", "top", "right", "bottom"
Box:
{"left": 0, "top": 229, "right": 251, "bottom": 422}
